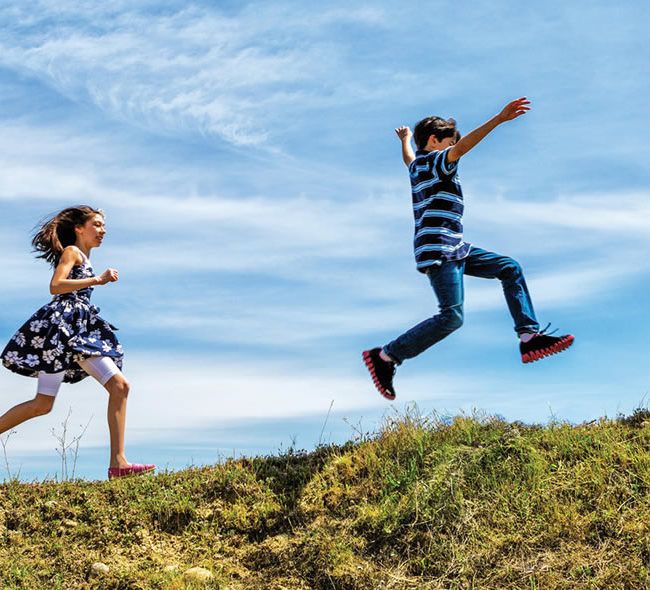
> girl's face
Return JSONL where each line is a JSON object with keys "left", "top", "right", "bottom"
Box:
{"left": 76, "top": 213, "right": 106, "bottom": 249}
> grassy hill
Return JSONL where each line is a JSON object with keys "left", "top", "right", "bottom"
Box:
{"left": 1, "top": 410, "right": 649, "bottom": 589}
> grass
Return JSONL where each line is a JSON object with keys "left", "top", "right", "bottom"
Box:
{"left": 1, "top": 409, "right": 649, "bottom": 589}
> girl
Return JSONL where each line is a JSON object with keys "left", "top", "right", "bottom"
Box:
{"left": 0, "top": 206, "right": 154, "bottom": 480}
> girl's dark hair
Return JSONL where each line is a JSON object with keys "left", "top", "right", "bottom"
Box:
{"left": 413, "top": 116, "right": 461, "bottom": 150}
{"left": 32, "top": 206, "right": 103, "bottom": 266}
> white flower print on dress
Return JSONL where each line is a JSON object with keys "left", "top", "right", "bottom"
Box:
{"left": 101, "top": 341, "right": 113, "bottom": 353}
{"left": 25, "top": 354, "right": 40, "bottom": 367}
{"left": 31, "top": 336, "right": 45, "bottom": 349}
{"left": 29, "top": 319, "right": 48, "bottom": 332}
{"left": 42, "top": 349, "right": 57, "bottom": 363}
{"left": 5, "top": 351, "right": 23, "bottom": 365}
{"left": 53, "top": 359, "right": 62, "bottom": 371}
{"left": 12, "top": 333, "right": 26, "bottom": 347}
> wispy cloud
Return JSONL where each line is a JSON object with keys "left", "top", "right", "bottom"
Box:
{"left": 0, "top": 348, "right": 592, "bottom": 453}
{"left": 0, "top": 2, "right": 395, "bottom": 147}
{"left": 469, "top": 193, "right": 650, "bottom": 235}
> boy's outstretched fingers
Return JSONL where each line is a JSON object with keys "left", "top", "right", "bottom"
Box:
{"left": 500, "top": 97, "right": 532, "bottom": 121}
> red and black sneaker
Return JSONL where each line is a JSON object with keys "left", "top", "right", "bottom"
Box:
{"left": 520, "top": 324, "right": 574, "bottom": 364}
{"left": 362, "top": 348, "right": 396, "bottom": 400}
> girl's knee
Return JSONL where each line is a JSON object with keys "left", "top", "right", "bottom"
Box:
{"left": 107, "top": 375, "right": 130, "bottom": 398}
{"left": 32, "top": 395, "right": 55, "bottom": 416}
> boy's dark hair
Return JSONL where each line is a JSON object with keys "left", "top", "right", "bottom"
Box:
{"left": 413, "top": 116, "right": 460, "bottom": 150}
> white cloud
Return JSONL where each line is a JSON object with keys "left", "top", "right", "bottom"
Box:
{"left": 1, "top": 345, "right": 638, "bottom": 458}
{"left": 5, "top": 346, "right": 605, "bottom": 455}
{"left": 0, "top": 2, "right": 396, "bottom": 147}
{"left": 0, "top": 350, "right": 482, "bottom": 452}
{"left": 469, "top": 193, "right": 650, "bottom": 234}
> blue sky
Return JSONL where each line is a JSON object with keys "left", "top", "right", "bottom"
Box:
{"left": 1, "top": 1, "right": 649, "bottom": 479}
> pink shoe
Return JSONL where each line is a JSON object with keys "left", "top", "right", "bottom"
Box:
{"left": 108, "top": 463, "right": 156, "bottom": 480}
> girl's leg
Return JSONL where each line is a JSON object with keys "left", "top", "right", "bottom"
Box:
{"left": 105, "top": 373, "right": 130, "bottom": 470}
{"left": 77, "top": 357, "right": 129, "bottom": 469}
{"left": 0, "top": 373, "right": 63, "bottom": 434}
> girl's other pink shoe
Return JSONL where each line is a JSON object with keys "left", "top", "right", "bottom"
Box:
{"left": 108, "top": 463, "right": 156, "bottom": 480}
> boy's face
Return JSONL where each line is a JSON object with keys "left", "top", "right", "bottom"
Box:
{"left": 425, "top": 135, "right": 456, "bottom": 151}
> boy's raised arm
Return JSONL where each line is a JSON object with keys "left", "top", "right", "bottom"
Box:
{"left": 448, "top": 97, "right": 531, "bottom": 163}
{"left": 395, "top": 126, "right": 416, "bottom": 167}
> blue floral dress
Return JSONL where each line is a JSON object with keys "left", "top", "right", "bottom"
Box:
{"left": 1, "top": 259, "right": 123, "bottom": 383}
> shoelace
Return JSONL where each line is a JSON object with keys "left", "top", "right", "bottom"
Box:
{"left": 537, "top": 322, "right": 558, "bottom": 336}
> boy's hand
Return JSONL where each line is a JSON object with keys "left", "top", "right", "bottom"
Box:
{"left": 395, "top": 126, "right": 413, "bottom": 142}
{"left": 448, "top": 97, "right": 530, "bottom": 162}
{"left": 396, "top": 126, "right": 416, "bottom": 167}
{"left": 498, "top": 97, "right": 531, "bottom": 122}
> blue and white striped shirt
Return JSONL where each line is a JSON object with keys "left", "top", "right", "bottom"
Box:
{"left": 408, "top": 147, "right": 470, "bottom": 273}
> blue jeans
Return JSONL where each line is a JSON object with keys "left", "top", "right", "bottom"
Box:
{"left": 384, "top": 246, "right": 539, "bottom": 364}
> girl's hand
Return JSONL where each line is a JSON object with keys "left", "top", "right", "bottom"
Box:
{"left": 395, "top": 126, "right": 413, "bottom": 142}
{"left": 97, "top": 268, "right": 118, "bottom": 285}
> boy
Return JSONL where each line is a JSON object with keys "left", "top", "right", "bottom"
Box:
{"left": 363, "top": 97, "right": 574, "bottom": 400}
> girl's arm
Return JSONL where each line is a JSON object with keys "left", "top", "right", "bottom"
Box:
{"left": 395, "top": 126, "right": 416, "bottom": 167}
{"left": 49, "top": 247, "right": 117, "bottom": 295}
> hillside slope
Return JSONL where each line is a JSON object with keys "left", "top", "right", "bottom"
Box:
{"left": 1, "top": 410, "right": 649, "bottom": 589}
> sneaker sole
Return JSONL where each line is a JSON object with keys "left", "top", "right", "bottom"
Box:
{"left": 521, "top": 335, "right": 575, "bottom": 364}
{"left": 362, "top": 350, "right": 396, "bottom": 401}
